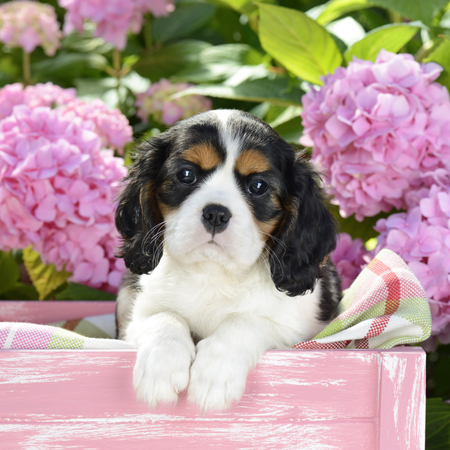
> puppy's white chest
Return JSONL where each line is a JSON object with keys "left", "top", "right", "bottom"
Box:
{"left": 137, "top": 256, "right": 263, "bottom": 337}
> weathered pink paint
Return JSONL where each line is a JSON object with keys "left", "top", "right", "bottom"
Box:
{"left": 0, "top": 300, "right": 116, "bottom": 324}
{"left": 0, "top": 347, "right": 425, "bottom": 449}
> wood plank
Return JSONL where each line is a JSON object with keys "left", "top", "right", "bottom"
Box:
{"left": 0, "top": 350, "right": 379, "bottom": 421}
{"left": 0, "top": 422, "right": 377, "bottom": 450}
{"left": 0, "top": 348, "right": 425, "bottom": 449}
{"left": 378, "top": 350, "right": 426, "bottom": 450}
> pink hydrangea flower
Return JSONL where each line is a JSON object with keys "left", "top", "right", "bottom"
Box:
{"left": 331, "top": 233, "right": 369, "bottom": 289}
{"left": 301, "top": 50, "right": 450, "bottom": 221}
{"left": 0, "top": 83, "right": 76, "bottom": 120}
{"left": 58, "top": 0, "right": 174, "bottom": 50}
{"left": 0, "top": 83, "right": 132, "bottom": 153}
{"left": 374, "top": 181, "right": 450, "bottom": 340}
{"left": 136, "top": 78, "right": 212, "bottom": 126}
{"left": 0, "top": 105, "right": 127, "bottom": 293}
{"left": 0, "top": 1, "right": 62, "bottom": 55}
{"left": 61, "top": 99, "right": 132, "bottom": 154}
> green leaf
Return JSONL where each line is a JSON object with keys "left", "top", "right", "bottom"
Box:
{"left": 212, "top": 0, "right": 274, "bottom": 14}
{"left": 134, "top": 40, "right": 212, "bottom": 82}
{"left": 0, "top": 282, "right": 39, "bottom": 300}
{"left": 173, "top": 44, "right": 265, "bottom": 83}
{"left": 424, "top": 39, "right": 450, "bottom": 91}
{"left": 313, "top": 0, "right": 373, "bottom": 26}
{"left": 329, "top": 204, "right": 392, "bottom": 241}
{"left": 344, "top": 23, "right": 421, "bottom": 63}
{"left": 426, "top": 398, "right": 450, "bottom": 449}
{"left": 0, "top": 251, "right": 20, "bottom": 295}
{"left": 55, "top": 282, "right": 116, "bottom": 301}
{"left": 267, "top": 105, "right": 302, "bottom": 128}
{"left": 424, "top": 39, "right": 450, "bottom": 72}
{"left": 173, "top": 75, "right": 305, "bottom": 106}
{"left": 33, "top": 53, "right": 108, "bottom": 78}
{"left": 273, "top": 116, "right": 304, "bottom": 143}
{"left": 369, "top": 0, "right": 449, "bottom": 25}
{"left": 258, "top": 4, "right": 343, "bottom": 84}
{"left": 153, "top": 2, "right": 216, "bottom": 43}
{"left": 22, "top": 247, "right": 70, "bottom": 300}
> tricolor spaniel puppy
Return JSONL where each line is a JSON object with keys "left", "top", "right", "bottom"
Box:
{"left": 115, "top": 110, "right": 341, "bottom": 413}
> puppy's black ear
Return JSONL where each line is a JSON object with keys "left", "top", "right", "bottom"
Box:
{"left": 269, "top": 152, "right": 337, "bottom": 296}
{"left": 115, "top": 135, "right": 170, "bottom": 275}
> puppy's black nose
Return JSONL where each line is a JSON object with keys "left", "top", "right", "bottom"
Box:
{"left": 202, "top": 204, "right": 231, "bottom": 235}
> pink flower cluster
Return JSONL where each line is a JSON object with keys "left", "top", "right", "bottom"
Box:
{"left": 59, "top": 0, "right": 174, "bottom": 50}
{"left": 0, "top": 84, "right": 131, "bottom": 293}
{"left": 301, "top": 50, "right": 450, "bottom": 221}
{"left": 331, "top": 233, "right": 369, "bottom": 289}
{"left": 61, "top": 99, "right": 132, "bottom": 154}
{"left": 0, "top": 83, "right": 132, "bottom": 153}
{"left": 374, "top": 175, "right": 450, "bottom": 341}
{"left": 136, "top": 78, "right": 212, "bottom": 126}
{"left": 0, "top": 106, "right": 126, "bottom": 292}
{"left": 0, "top": 1, "right": 62, "bottom": 55}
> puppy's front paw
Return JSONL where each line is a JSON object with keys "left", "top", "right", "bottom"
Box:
{"left": 188, "top": 338, "right": 248, "bottom": 413}
{"left": 133, "top": 337, "right": 196, "bottom": 409}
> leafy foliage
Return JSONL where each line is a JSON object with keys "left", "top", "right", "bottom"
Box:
{"left": 0, "top": 251, "right": 20, "bottom": 296}
{"left": 344, "top": 23, "right": 422, "bottom": 62}
{"left": 426, "top": 399, "right": 450, "bottom": 449}
{"left": 22, "top": 247, "right": 70, "bottom": 300}
{"left": 369, "top": 0, "right": 450, "bottom": 24}
{"left": 259, "top": 3, "right": 343, "bottom": 84}
{"left": 55, "top": 283, "right": 116, "bottom": 301}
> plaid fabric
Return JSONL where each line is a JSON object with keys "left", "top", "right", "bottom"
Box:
{"left": 293, "top": 249, "right": 432, "bottom": 349}
{"left": 0, "top": 249, "right": 431, "bottom": 350}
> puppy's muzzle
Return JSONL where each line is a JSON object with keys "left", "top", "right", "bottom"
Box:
{"left": 202, "top": 204, "right": 231, "bottom": 236}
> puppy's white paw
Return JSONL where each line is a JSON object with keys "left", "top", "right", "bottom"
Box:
{"left": 188, "top": 338, "right": 248, "bottom": 413}
{"left": 133, "top": 337, "right": 196, "bottom": 409}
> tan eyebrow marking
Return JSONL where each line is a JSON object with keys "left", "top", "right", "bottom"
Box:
{"left": 183, "top": 144, "right": 222, "bottom": 171}
{"left": 235, "top": 149, "right": 271, "bottom": 176}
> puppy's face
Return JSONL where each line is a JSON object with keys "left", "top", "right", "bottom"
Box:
{"left": 154, "top": 111, "right": 285, "bottom": 269}
{"left": 116, "top": 110, "right": 337, "bottom": 296}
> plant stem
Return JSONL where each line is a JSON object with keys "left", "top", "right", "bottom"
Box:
{"left": 415, "top": 40, "right": 435, "bottom": 62}
{"left": 23, "top": 50, "right": 31, "bottom": 86}
{"left": 144, "top": 14, "right": 153, "bottom": 50}
{"left": 113, "top": 48, "right": 122, "bottom": 111}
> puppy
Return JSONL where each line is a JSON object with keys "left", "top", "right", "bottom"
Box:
{"left": 115, "top": 110, "right": 341, "bottom": 413}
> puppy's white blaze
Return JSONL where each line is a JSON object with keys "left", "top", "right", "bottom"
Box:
{"left": 215, "top": 109, "right": 241, "bottom": 165}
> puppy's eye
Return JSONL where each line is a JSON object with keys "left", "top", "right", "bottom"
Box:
{"left": 248, "top": 180, "right": 268, "bottom": 196}
{"left": 177, "top": 169, "right": 197, "bottom": 185}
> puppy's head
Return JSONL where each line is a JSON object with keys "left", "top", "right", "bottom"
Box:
{"left": 115, "top": 110, "right": 337, "bottom": 296}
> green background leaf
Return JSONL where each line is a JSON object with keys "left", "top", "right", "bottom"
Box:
{"left": 174, "top": 75, "right": 305, "bottom": 106}
{"left": 133, "top": 40, "right": 212, "bottom": 82}
{"left": 424, "top": 39, "right": 450, "bottom": 91}
{"left": 258, "top": 3, "right": 343, "bottom": 84}
{"left": 426, "top": 398, "right": 450, "bottom": 449}
{"left": 314, "top": 0, "right": 373, "bottom": 26}
{"left": 55, "top": 283, "right": 116, "bottom": 301}
{"left": 369, "top": 0, "right": 450, "bottom": 25}
{"left": 22, "top": 247, "right": 70, "bottom": 300}
{"left": 173, "top": 44, "right": 265, "bottom": 83}
{"left": 0, "top": 251, "right": 20, "bottom": 295}
{"left": 344, "top": 23, "right": 421, "bottom": 63}
{"left": 153, "top": 1, "right": 216, "bottom": 43}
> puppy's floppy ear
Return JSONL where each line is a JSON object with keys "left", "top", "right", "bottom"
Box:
{"left": 269, "top": 152, "right": 337, "bottom": 297}
{"left": 115, "top": 135, "right": 170, "bottom": 275}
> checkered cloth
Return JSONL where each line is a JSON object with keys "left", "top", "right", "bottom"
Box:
{"left": 293, "top": 249, "right": 432, "bottom": 349}
{"left": 0, "top": 249, "right": 431, "bottom": 350}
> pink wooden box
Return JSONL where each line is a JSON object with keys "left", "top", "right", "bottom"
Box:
{"left": 0, "top": 301, "right": 426, "bottom": 450}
